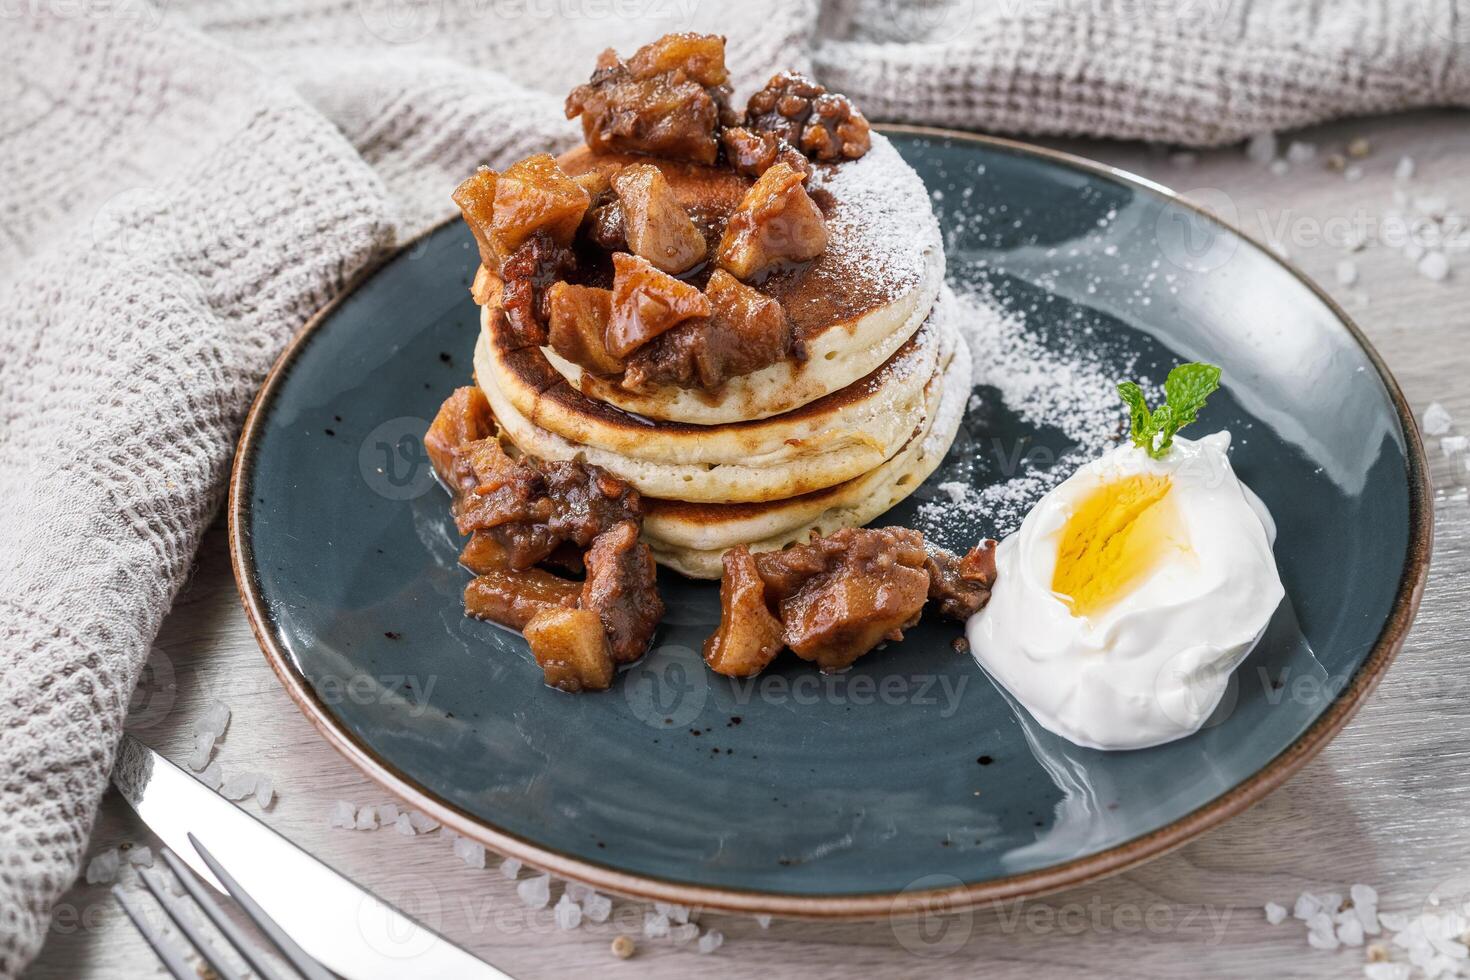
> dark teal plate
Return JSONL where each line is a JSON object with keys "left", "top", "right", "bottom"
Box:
{"left": 230, "top": 129, "right": 1430, "bottom": 917}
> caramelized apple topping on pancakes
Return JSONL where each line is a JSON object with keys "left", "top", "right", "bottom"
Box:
{"left": 452, "top": 32, "right": 871, "bottom": 395}
{"left": 427, "top": 386, "right": 664, "bottom": 691}
{"left": 437, "top": 33, "right": 991, "bottom": 694}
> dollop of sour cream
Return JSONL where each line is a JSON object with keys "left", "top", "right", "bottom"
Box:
{"left": 967, "top": 431, "right": 1284, "bottom": 751}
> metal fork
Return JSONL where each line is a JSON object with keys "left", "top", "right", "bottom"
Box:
{"left": 114, "top": 838, "right": 334, "bottom": 980}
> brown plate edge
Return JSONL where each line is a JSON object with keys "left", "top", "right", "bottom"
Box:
{"left": 227, "top": 125, "right": 1434, "bottom": 921}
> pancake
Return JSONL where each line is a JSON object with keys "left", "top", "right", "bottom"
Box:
{"left": 527, "top": 133, "right": 944, "bottom": 426}
{"left": 476, "top": 290, "right": 944, "bottom": 469}
{"left": 646, "top": 310, "right": 972, "bottom": 579}
{"left": 477, "top": 320, "right": 938, "bottom": 504}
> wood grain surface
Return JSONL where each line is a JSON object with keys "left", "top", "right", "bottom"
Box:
{"left": 26, "top": 108, "right": 1470, "bottom": 979}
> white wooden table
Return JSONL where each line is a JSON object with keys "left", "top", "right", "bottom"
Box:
{"left": 27, "top": 109, "right": 1470, "bottom": 979}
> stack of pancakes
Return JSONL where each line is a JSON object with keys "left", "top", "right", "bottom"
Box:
{"left": 472, "top": 134, "right": 970, "bottom": 579}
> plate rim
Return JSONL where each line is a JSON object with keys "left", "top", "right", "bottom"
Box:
{"left": 227, "top": 125, "right": 1433, "bottom": 919}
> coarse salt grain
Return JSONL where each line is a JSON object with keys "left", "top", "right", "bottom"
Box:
{"left": 644, "top": 912, "right": 670, "bottom": 938}
{"left": 85, "top": 849, "right": 121, "bottom": 885}
{"left": 1295, "top": 893, "right": 1324, "bottom": 921}
{"left": 354, "top": 805, "right": 379, "bottom": 831}
{"left": 1423, "top": 403, "right": 1453, "bottom": 435}
{"left": 755, "top": 914, "right": 772, "bottom": 929}
{"left": 554, "top": 893, "right": 583, "bottom": 930}
{"left": 394, "top": 814, "right": 415, "bottom": 836}
{"left": 566, "top": 882, "right": 595, "bottom": 903}
{"left": 1270, "top": 159, "right": 1290, "bottom": 177}
{"left": 377, "top": 803, "right": 399, "bottom": 825}
{"left": 453, "top": 836, "right": 486, "bottom": 870}
{"left": 1265, "top": 902, "right": 1288, "bottom": 925}
{"left": 584, "top": 893, "right": 612, "bottom": 923}
{"left": 408, "top": 811, "right": 440, "bottom": 834}
{"left": 254, "top": 777, "right": 274, "bottom": 810}
{"left": 1365, "top": 964, "right": 1410, "bottom": 980}
{"left": 1246, "top": 132, "right": 1277, "bottom": 164}
{"left": 219, "top": 771, "right": 259, "bottom": 802}
{"left": 696, "top": 930, "right": 724, "bottom": 954}
{"left": 127, "top": 846, "right": 154, "bottom": 868}
{"left": 1339, "top": 915, "right": 1366, "bottom": 947}
{"left": 1287, "top": 141, "right": 1317, "bottom": 164}
{"left": 517, "top": 873, "right": 550, "bottom": 908}
{"left": 499, "top": 856, "right": 522, "bottom": 880}
{"left": 655, "top": 902, "right": 690, "bottom": 924}
{"left": 669, "top": 923, "right": 700, "bottom": 945}
{"left": 1419, "top": 252, "right": 1450, "bottom": 282}
{"left": 329, "top": 800, "right": 356, "bottom": 828}
{"left": 1442, "top": 436, "right": 1468, "bottom": 457}
{"left": 1337, "top": 259, "right": 1359, "bottom": 286}
{"left": 198, "top": 761, "right": 223, "bottom": 791}
{"left": 1396, "top": 157, "right": 1416, "bottom": 180}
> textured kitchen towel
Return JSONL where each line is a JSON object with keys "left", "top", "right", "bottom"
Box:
{"left": 1, "top": 0, "right": 1467, "bottom": 973}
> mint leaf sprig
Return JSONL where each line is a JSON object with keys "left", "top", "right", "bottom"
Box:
{"left": 1117, "top": 362, "right": 1222, "bottom": 459}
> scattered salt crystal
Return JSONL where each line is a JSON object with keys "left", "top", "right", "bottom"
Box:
{"left": 1320, "top": 893, "right": 1344, "bottom": 914}
{"left": 85, "top": 849, "right": 121, "bottom": 885}
{"left": 656, "top": 902, "right": 690, "bottom": 924}
{"left": 1395, "top": 156, "right": 1416, "bottom": 180}
{"left": 1379, "top": 911, "right": 1412, "bottom": 932}
{"left": 128, "top": 846, "right": 154, "bottom": 868}
{"left": 1308, "top": 912, "right": 1340, "bottom": 950}
{"left": 669, "top": 922, "right": 700, "bottom": 945}
{"left": 197, "top": 700, "right": 230, "bottom": 741}
{"left": 755, "top": 914, "right": 772, "bottom": 929}
{"left": 186, "top": 731, "right": 215, "bottom": 772}
{"left": 197, "top": 761, "right": 223, "bottom": 791}
{"left": 408, "top": 811, "right": 440, "bottom": 834}
{"left": 644, "top": 912, "right": 671, "bottom": 938}
{"left": 1442, "top": 436, "right": 1468, "bottom": 456}
{"left": 566, "top": 882, "right": 595, "bottom": 903}
{"left": 584, "top": 893, "right": 612, "bottom": 923}
{"left": 1269, "top": 159, "right": 1290, "bottom": 177}
{"left": 1344, "top": 164, "right": 1364, "bottom": 182}
{"left": 1336, "top": 259, "right": 1359, "bottom": 286}
{"left": 376, "top": 803, "right": 399, "bottom": 825}
{"left": 1352, "top": 883, "right": 1381, "bottom": 935}
{"left": 1419, "top": 251, "right": 1450, "bottom": 282}
{"left": 355, "top": 806, "right": 379, "bottom": 831}
{"left": 394, "top": 814, "right": 415, "bottom": 836}
{"left": 254, "top": 777, "right": 274, "bottom": 810}
{"left": 554, "top": 894, "right": 583, "bottom": 930}
{"left": 1170, "top": 151, "right": 1197, "bottom": 169}
{"left": 1264, "top": 902, "right": 1288, "bottom": 925}
{"left": 1287, "top": 141, "right": 1317, "bottom": 164}
{"left": 219, "top": 772, "right": 258, "bottom": 801}
{"left": 1294, "top": 892, "right": 1324, "bottom": 921}
{"left": 329, "top": 800, "right": 356, "bottom": 828}
{"left": 1423, "top": 403, "right": 1453, "bottom": 435}
{"left": 499, "top": 856, "right": 522, "bottom": 880}
{"left": 1246, "top": 132, "right": 1277, "bottom": 164}
{"left": 1269, "top": 240, "right": 1290, "bottom": 259}
{"left": 1339, "top": 915, "right": 1366, "bottom": 947}
{"left": 517, "top": 874, "right": 550, "bottom": 908}
{"left": 1365, "top": 964, "right": 1410, "bottom": 980}
{"left": 453, "top": 836, "right": 486, "bottom": 870}
{"left": 696, "top": 930, "right": 724, "bottom": 954}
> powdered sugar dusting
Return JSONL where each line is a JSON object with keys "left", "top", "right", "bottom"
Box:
{"left": 812, "top": 134, "right": 943, "bottom": 303}
{"left": 915, "top": 282, "right": 1132, "bottom": 540}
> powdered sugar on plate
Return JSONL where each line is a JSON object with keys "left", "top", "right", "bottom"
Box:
{"left": 914, "top": 282, "right": 1131, "bottom": 542}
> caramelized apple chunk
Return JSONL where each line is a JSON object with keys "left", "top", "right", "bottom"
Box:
{"left": 703, "top": 547, "right": 784, "bottom": 677}
{"left": 451, "top": 166, "right": 500, "bottom": 271}
{"left": 746, "top": 71, "right": 871, "bottom": 162}
{"left": 622, "top": 269, "right": 796, "bottom": 390}
{"left": 498, "top": 230, "right": 576, "bottom": 349}
{"left": 605, "top": 252, "right": 711, "bottom": 357}
{"left": 492, "top": 153, "right": 589, "bottom": 257}
{"left": 425, "top": 387, "right": 496, "bottom": 494}
{"left": 761, "top": 528, "right": 930, "bottom": 671}
{"left": 612, "top": 164, "right": 706, "bottom": 274}
{"left": 564, "top": 34, "right": 733, "bottom": 165}
{"left": 524, "top": 607, "right": 616, "bottom": 692}
{"left": 716, "top": 162, "right": 828, "bottom": 281}
{"left": 465, "top": 568, "right": 582, "bottom": 630}
{"left": 582, "top": 521, "right": 664, "bottom": 663}
{"left": 720, "top": 127, "right": 811, "bottom": 181}
{"left": 546, "top": 281, "right": 624, "bottom": 375}
{"left": 925, "top": 539, "right": 1000, "bottom": 621}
